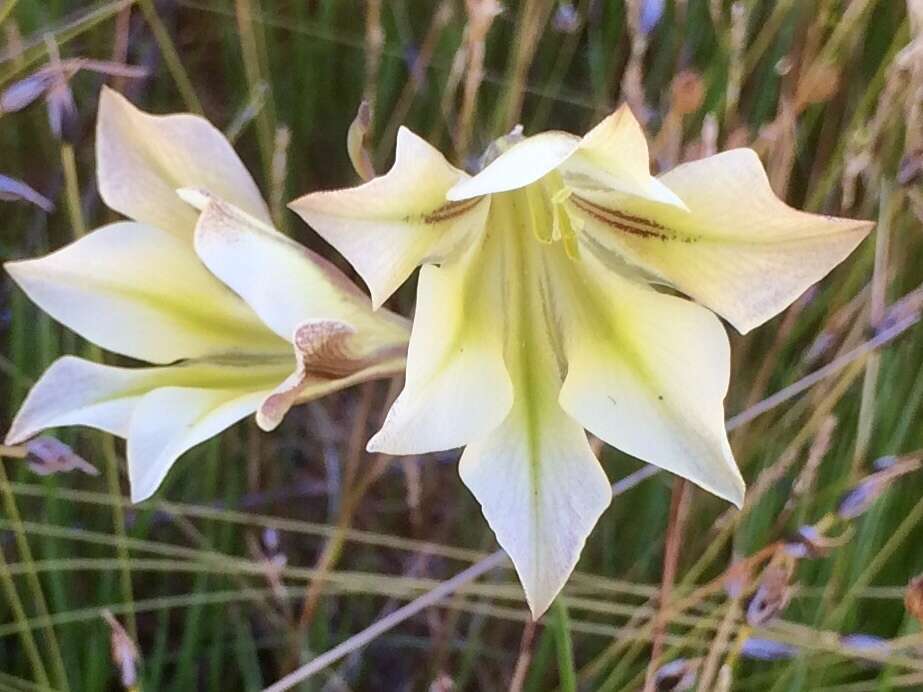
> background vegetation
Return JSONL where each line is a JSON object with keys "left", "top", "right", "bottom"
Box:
{"left": 1, "top": 0, "right": 922, "bottom": 690}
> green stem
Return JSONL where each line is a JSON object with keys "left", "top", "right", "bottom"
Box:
{"left": 0, "top": 532, "right": 51, "bottom": 689}
{"left": 551, "top": 599, "right": 577, "bottom": 692}
{"left": 60, "top": 142, "right": 137, "bottom": 643}
{"left": 137, "top": 0, "right": 203, "bottom": 114}
{"left": 0, "top": 462, "right": 70, "bottom": 691}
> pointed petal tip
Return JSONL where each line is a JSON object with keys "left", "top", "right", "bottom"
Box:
{"left": 98, "top": 83, "right": 121, "bottom": 109}
{"left": 365, "top": 432, "right": 385, "bottom": 454}
{"left": 3, "top": 256, "right": 28, "bottom": 281}
{"left": 647, "top": 177, "right": 689, "bottom": 211}
{"left": 729, "top": 485, "right": 746, "bottom": 510}
{"left": 286, "top": 194, "right": 306, "bottom": 212}
{"left": 4, "top": 255, "right": 49, "bottom": 295}
{"left": 369, "top": 291, "right": 388, "bottom": 312}
{"left": 177, "top": 187, "right": 211, "bottom": 211}
{"left": 712, "top": 473, "right": 746, "bottom": 509}
{"left": 855, "top": 219, "right": 876, "bottom": 236}
{"left": 523, "top": 589, "right": 558, "bottom": 621}
{"left": 3, "top": 427, "right": 24, "bottom": 447}
{"left": 444, "top": 180, "right": 471, "bottom": 202}
{"left": 254, "top": 412, "right": 277, "bottom": 433}
{"left": 129, "top": 484, "right": 154, "bottom": 504}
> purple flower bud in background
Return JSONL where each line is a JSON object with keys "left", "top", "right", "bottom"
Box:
{"left": 873, "top": 455, "right": 898, "bottom": 471}
{"left": 840, "top": 634, "right": 888, "bottom": 652}
{"left": 46, "top": 83, "right": 80, "bottom": 144}
{"left": 553, "top": 3, "right": 581, "bottom": 33}
{"left": 0, "top": 174, "right": 54, "bottom": 213}
{"left": 653, "top": 658, "right": 699, "bottom": 691}
{"left": 0, "top": 70, "right": 56, "bottom": 113}
{"left": 640, "top": 0, "right": 665, "bottom": 34}
{"left": 741, "top": 638, "right": 798, "bottom": 661}
{"left": 840, "top": 634, "right": 889, "bottom": 668}
{"left": 836, "top": 476, "right": 884, "bottom": 520}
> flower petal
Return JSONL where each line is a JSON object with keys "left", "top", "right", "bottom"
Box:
{"left": 447, "top": 132, "right": 579, "bottom": 201}
{"left": 563, "top": 105, "right": 686, "bottom": 208}
{"left": 97, "top": 87, "right": 270, "bottom": 237}
{"left": 448, "top": 106, "right": 684, "bottom": 208}
{"left": 558, "top": 250, "right": 744, "bottom": 505}
{"left": 5, "top": 222, "right": 286, "bottom": 363}
{"left": 5, "top": 356, "right": 289, "bottom": 447}
{"left": 459, "top": 377, "right": 611, "bottom": 619}
{"left": 256, "top": 319, "right": 407, "bottom": 431}
{"left": 367, "top": 238, "right": 513, "bottom": 454}
{"left": 571, "top": 148, "right": 873, "bottom": 333}
{"left": 127, "top": 386, "right": 269, "bottom": 502}
{"left": 290, "top": 127, "right": 490, "bottom": 307}
{"left": 191, "top": 193, "right": 411, "bottom": 352}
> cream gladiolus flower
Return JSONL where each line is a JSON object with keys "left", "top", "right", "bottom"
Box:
{"left": 292, "top": 106, "right": 872, "bottom": 617}
{"left": 4, "top": 88, "right": 409, "bottom": 502}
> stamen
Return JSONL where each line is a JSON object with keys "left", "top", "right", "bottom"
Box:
{"left": 526, "top": 183, "right": 553, "bottom": 243}
{"left": 549, "top": 185, "right": 581, "bottom": 258}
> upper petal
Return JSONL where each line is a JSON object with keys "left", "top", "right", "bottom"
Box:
{"left": 5, "top": 222, "right": 286, "bottom": 364}
{"left": 191, "top": 193, "right": 410, "bottom": 353}
{"left": 127, "top": 386, "right": 270, "bottom": 502}
{"left": 447, "top": 106, "right": 684, "bottom": 208}
{"left": 367, "top": 236, "right": 513, "bottom": 455}
{"left": 571, "top": 148, "right": 873, "bottom": 333}
{"left": 558, "top": 250, "right": 744, "bottom": 506}
{"left": 97, "top": 87, "right": 270, "bottom": 237}
{"left": 5, "top": 355, "right": 289, "bottom": 447}
{"left": 447, "top": 131, "right": 579, "bottom": 200}
{"left": 562, "top": 105, "right": 686, "bottom": 208}
{"left": 290, "top": 127, "right": 490, "bottom": 308}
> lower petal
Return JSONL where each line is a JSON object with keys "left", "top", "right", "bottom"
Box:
{"left": 5, "top": 356, "right": 291, "bottom": 503}
{"left": 367, "top": 239, "right": 513, "bottom": 454}
{"left": 559, "top": 251, "right": 744, "bottom": 505}
{"left": 459, "top": 398, "right": 611, "bottom": 618}
{"left": 5, "top": 356, "right": 152, "bottom": 443}
{"left": 127, "top": 387, "right": 270, "bottom": 502}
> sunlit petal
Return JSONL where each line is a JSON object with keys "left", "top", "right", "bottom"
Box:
{"left": 558, "top": 250, "right": 744, "bottom": 505}
{"left": 127, "top": 386, "right": 270, "bottom": 502}
{"left": 571, "top": 149, "right": 872, "bottom": 333}
{"left": 5, "top": 222, "right": 286, "bottom": 363}
{"left": 367, "top": 239, "right": 512, "bottom": 454}
{"left": 190, "top": 193, "right": 410, "bottom": 354}
{"left": 290, "top": 127, "right": 489, "bottom": 308}
{"left": 97, "top": 87, "right": 270, "bottom": 237}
